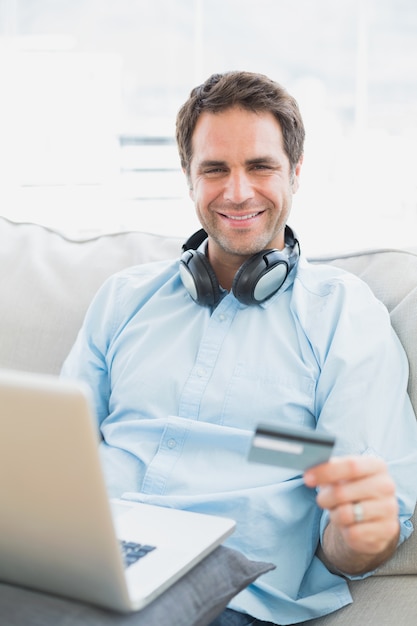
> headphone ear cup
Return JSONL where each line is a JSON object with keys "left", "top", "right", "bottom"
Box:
{"left": 232, "top": 250, "right": 290, "bottom": 305}
{"left": 180, "top": 250, "right": 222, "bottom": 307}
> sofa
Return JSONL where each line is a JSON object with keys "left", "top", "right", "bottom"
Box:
{"left": 0, "top": 215, "right": 416, "bottom": 624}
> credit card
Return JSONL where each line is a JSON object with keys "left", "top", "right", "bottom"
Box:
{"left": 248, "top": 422, "right": 335, "bottom": 471}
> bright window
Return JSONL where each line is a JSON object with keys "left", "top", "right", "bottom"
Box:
{"left": 1, "top": 0, "right": 416, "bottom": 255}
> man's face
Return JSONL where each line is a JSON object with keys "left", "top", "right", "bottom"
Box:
{"left": 188, "top": 106, "right": 302, "bottom": 266}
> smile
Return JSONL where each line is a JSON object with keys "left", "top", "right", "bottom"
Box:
{"left": 222, "top": 212, "right": 262, "bottom": 221}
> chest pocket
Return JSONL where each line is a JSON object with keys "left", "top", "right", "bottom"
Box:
{"left": 221, "top": 362, "right": 316, "bottom": 431}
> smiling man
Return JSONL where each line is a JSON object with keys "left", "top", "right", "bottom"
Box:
{"left": 62, "top": 72, "right": 417, "bottom": 625}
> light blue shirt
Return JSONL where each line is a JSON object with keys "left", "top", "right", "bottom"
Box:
{"left": 61, "top": 253, "right": 417, "bottom": 624}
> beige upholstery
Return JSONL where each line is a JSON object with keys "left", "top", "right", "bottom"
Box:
{"left": 0, "top": 217, "right": 182, "bottom": 375}
{"left": 1, "top": 216, "right": 417, "bottom": 623}
{"left": 311, "top": 249, "right": 417, "bottom": 417}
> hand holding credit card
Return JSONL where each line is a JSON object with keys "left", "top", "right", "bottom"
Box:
{"left": 248, "top": 422, "right": 335, "bottom": 471}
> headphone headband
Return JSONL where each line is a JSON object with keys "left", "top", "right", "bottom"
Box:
{"left": 182, "top": 228, "right": 208, "bottom": 253}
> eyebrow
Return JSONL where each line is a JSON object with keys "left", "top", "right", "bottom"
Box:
{"left": 246, "top": 156, "right": 280, "bottom": 166}
{"left": 197, "top": 156, "right": 280, "bottom": 168}
{"left": 198, "top": 160, "right": 227, "bottom": 168}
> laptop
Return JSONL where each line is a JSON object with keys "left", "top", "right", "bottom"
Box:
{"left": 0, "top": 369, "right": 235, "bottom": 612}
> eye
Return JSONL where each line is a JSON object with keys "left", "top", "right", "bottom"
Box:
{"left": 250, "top": 163, "right": 274, "bottom": 174}
{"left": 202, "top": 167, "right": 227, "bottom": 177}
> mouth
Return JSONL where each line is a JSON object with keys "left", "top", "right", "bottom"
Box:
{"left": 220, "top": 211, "right": 263, "bottom": 222}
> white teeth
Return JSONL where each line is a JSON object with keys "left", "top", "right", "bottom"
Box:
{"left": 228, "top": 213, "right": 259, "bottom": 221}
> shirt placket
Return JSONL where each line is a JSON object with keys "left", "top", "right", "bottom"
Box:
{"left": 140, "top": 295, "right": 240, "bottom": 495}
{"left": 178, "top": 295, "right": 240, "bottom": 419}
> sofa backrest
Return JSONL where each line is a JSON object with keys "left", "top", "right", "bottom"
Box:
{"left": 1, "top": 216, "right": 416, "bottom": 576}
{"left": 310, "top": 249, "right": 417, "bottom": 418}
{"left": 2, "top": 217, "right": 416, "bottom": 414}
{"left": 0, "top": 217, "right": 183, "bottom": 375}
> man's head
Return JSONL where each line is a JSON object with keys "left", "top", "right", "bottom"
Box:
{"left": 176, "top": 71, "right": 305, "bottom": 181}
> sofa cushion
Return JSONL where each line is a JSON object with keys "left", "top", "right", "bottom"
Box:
{"left": 0, "top": 545, "right": 274, "bottom": 626}
{"left": 0, "top": 217, "right": 183, "bottom": 375}
{"left": 307, "top": 574, "right": 417, "bottom": 625}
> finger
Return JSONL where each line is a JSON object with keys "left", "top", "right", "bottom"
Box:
{"left": 316, "top": 472, "right": 396, "bottom": 510}
{"left": 304, "top": 455, "right": 387, "bottom": 487}
{"left": 327, "top": 497, "right": 398, "bottom": 528}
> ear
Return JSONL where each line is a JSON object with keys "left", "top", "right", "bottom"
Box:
{"left": 291, "top": 155, "right": 303, "bottom": 194}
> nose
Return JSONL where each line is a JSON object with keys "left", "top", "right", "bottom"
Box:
{"left": 223, "top": 170, "right": 255, "bottom": 204}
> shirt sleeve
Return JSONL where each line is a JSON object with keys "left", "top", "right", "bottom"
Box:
{"left": 302, "top": 271, "right": 417, "bottom": 573}
{"left": 60, "top": 274, "right": 120, "bottom": 426}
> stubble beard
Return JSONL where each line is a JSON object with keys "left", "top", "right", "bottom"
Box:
{"left": 203, "top": 206, "right": 289, "bottom": 260}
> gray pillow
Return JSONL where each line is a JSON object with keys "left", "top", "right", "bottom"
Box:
{"left": 0, "top": 546, "right": 275, "bottom": 626}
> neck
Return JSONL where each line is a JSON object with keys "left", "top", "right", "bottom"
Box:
{"left": 206, "top": 247, "right": 248, "bottom": 292}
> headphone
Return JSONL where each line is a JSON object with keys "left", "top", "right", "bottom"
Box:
{"left": 180, "top": 225, "right": 300, "bottom": 307}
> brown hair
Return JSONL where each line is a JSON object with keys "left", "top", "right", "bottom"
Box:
{"left": 176, "top": 71, "right": 305, "bottom": 178}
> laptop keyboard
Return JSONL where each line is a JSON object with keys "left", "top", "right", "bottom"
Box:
{"left": 119, "top": 539, "right": 156, "bottom": 568}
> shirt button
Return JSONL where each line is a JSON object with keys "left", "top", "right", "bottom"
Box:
{"left": 196, "top": 367, "right": 206, "bottom": 377}
{"left": 167, "top": 438, "right": 177, "bottom": 449}
{"left": 218, "top": 314, "right": 227, "bottom": 322}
